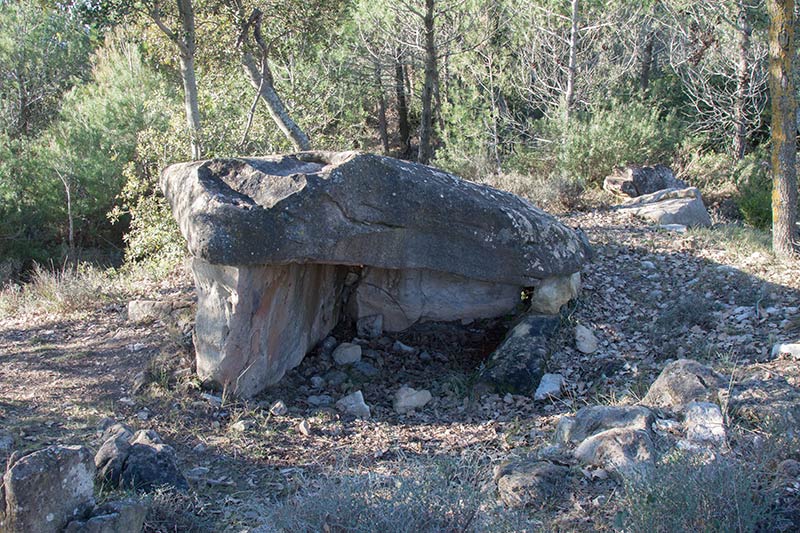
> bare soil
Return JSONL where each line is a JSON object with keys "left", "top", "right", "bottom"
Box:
{"left": 1, "top": 208, "right": 799, "bottom": 531}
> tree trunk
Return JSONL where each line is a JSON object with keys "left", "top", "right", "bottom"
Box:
{"left": 242, "top": 53, "right": 311, "bottom": 151}
{"left": 395, "top": 49, "right": 411, "bottom": 158}
{"left": 639, "top": 25, "right": 655, "bottom": 93}
{"left": 151, "top": 0, "right": 203, "bottom": 159}
{"left": 418, "top": 0, "right": 438, "bottom": 164}
{"left": 767, "top": 0, "right": 798, "bottom": 258}
{"left": 733, "top": 1, "right": 752, "bottom": 160}
{"left": 177, "top": 0, "right": 201, "bottom": 160}
{"left": 179, "top": 52, "right": 202, "bottom": 160}
{"left": 374, "top": 63, "right": 389, "bottom": 154}
{"left": 564, "top": 0, "right": 579, "bottom": 121}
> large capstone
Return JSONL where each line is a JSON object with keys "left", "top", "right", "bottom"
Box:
{"left": 162, "top": 151, "right": 589, "bottom": 396}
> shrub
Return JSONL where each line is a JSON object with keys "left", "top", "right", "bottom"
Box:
{"left": 264, "top": 457, "right": 531, "bottom": 532}
{"left": 482, "top": 171, "right": 585, "bottom": 213}
{"left": 0, "top": 262, "right": 120, "bottom": 317}
{"left": 619, "top": 455, "right": 780, "bottom": 533}
{"left": 556, "top": 99, "right": 683, "bottom": 186}
{"left": 734, "top": 153, "right": 772, "bottom": 230}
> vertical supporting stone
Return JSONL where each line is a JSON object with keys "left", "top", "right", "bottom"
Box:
{"left": 350, "top": 267, "right": 522, "bottom": 332}
{"left": 192, "top": 259, "right": 346, "bottom": 397}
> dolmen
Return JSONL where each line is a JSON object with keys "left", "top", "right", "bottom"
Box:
{"left": 161, "top": 151, "right": 589, "bottom": 397}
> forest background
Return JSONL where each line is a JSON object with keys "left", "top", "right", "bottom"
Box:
{"left": 0, "top": 0, "right": 792, "bottom": 277}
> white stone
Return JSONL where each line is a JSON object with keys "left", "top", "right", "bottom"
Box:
{"left": 534, "top": 373, "right": 564, "bottom": 401}
{"left": 230, "top": 419, "right": 254, "bottom": 432}
{"left": 529, "top": 273, "right": 581, "bottom": 315}
{"left": 336, "top": 391, "right": 371, "bottom": 419}
{"left": 575, "top": 324, "right": 598, "bottom": 354}
{"left": 392, "top": 340, "right": 416, "bottom": 354}
{"left": 297, "top": 419, "right": 311, "bottom": 436}
{"left": 771, "top": 343, "right": 800, "bottom": 360}
{"left": 393, "top": 386, "right": 433, "bottom": 414}
{"left": 269, "top": 400, "right": 287, "bottom": 416}
{"left": 620, "top": 187, "right": 711, "bottom": 228}
{"left": 683, "top": 402, "right": 726, "bottom": 445}
{"left": 660, "top": 223, "right": 687, "bottom": 233}
{"left": 332, "top": 343, "right": 362, "bottom": 365}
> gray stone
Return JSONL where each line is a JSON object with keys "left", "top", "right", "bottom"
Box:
{"left": 335, "top": 391, "right": 371, "bottom": 419}
{"left": 528, "top": 273, "right": 581, "bottom": 315}
{"left": 64, "top": 499, "right": 147, "bottom": 533}
{"left": 393, "top": 386, "right": 433, "bottom": 414}
{"left": 162, "top": 152, "right": 589, "bottom": 396}
{"left": 127, "top": 300, "right": 174, "bottom": 324}
{"left": 534, "top": 373, "right": 564, "bottom": 401}
{"left": 1, "top": 445, "right": 95, "bottom": 533}
{"left": 332, "top": 343, "right": 362, "bottom": 365}
{"left": 96, "top": 429, "right": 187, "bottom": 493}
{"left": 351, "top": 361, "right": 379, "bottom": 378}
{"left": 476, "top": 314, "right": 560, "bottom": 395}
{"left": 573, "top": 428, "right": 655, "bottom": 477}
{"left": 307, "top": 395, "right": 334, "bottom": 407}
{"left": 318, "top": 336, "right": 338, "bottom": 358}
{"left": 193, "top": 259, "right": 344, "bottom": 397}
{"left": 772, "top": 343, "right": 800, "bottom": 359}
{"left": 554, "top": 405, "right": 655, "bottom": 445}
{"left": 324, "top": 370, "right": 349, "bottom": 388}
{"left": 683, "top": 402, "right": 726, "bottom": 445}
{"left": 95, "top": 434, "right": 131, "bottom": 487}
{"left": 161, "top": 151, "right": 589, "bottom": 285}
{"left": 603, "top": 165, "right": 686, "bottom": 198}
{"left": 619, "top": 187, "right": 712, "bottom": 228}
{"left": 0, "top": 430, "right": 13, "bottom": 453}
{"left": 351, "top": 267, "right": 522, "bottom": 332}
{"left": 642, "top": 359, "right": 727, "bottom": 412}
{"left": 356, "top": 314, "right": 383, "bottom": 339}
{"left": 494, "top": 459, "right": 571, "bottom": 508}
{"left": 575, "top": 324, "right": 598, "bottom": 354}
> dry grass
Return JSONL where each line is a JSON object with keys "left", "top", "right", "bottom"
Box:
{"left": 0, "top": 262, "right": 122, "bottom": 318}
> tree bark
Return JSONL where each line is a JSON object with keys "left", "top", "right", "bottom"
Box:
{"left": 374, "top": 62, "right": 389, "bottom": 154}
{"left": 418, "top": 0, "right": 438, "bottom": 164}
{"left": 564, "top": 0, "right": 579, "bottom": 121}
{"left": 733, "top": 1, "right": 752, "bottom": 160}
{"left": 394, "top": 49, "right": 411, "bottom": 158}
{"left": 767, "top": 0, "right": 798, "bottom": 258}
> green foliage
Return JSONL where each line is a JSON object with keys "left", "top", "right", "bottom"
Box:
{"left": 0, "top": 0, "right": 93, "bottom": 138}
{"left": 734, "top": 152, "right": 772, "bottom": 230}
{"left": 556, "top": 100, "right": 683, "bottom": 185}
{"left": 111, "top": 162, "right": 185, "bottom": 276}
